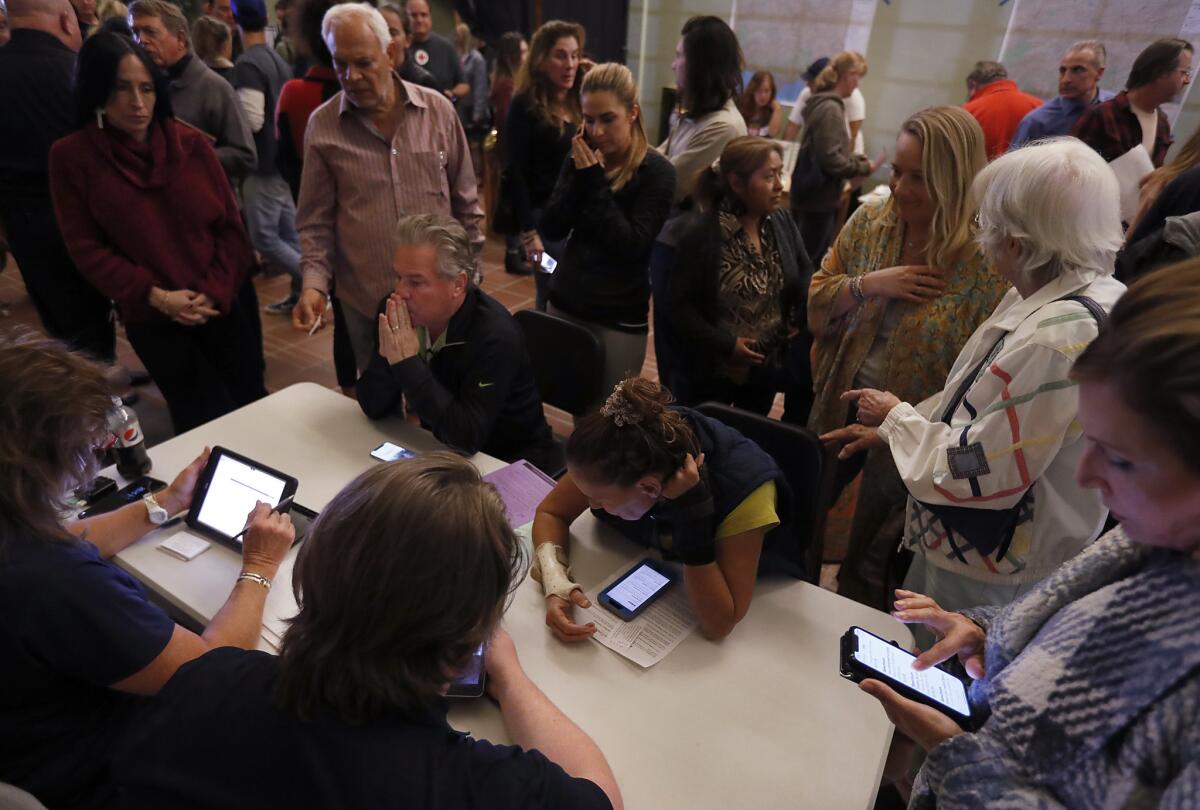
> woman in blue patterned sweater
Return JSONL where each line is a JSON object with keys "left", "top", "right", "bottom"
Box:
{"left": 862, "top": 260, "right": 1200, "bottom": 808}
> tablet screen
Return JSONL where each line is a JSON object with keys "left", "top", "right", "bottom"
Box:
{"left": 195, "top": 453, "right": 290, "bottom": 540}
{"left": 852, "top": 628, "right": 970, "bottom": 715}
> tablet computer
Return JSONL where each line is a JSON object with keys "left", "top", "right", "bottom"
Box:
{"left": 185, "top": 447, "right": 299, "bottom": 549}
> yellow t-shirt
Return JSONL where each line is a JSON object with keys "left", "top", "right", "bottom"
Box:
{"left": 715, "top": 481, "right": 779, "bottom": 540}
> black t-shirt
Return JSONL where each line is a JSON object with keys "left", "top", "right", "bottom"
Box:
{"left": 408, "top": 33, "right": 463, "bottom": 93}
{"left": 0, "top": 29, "right": 77, "bottom": 198}
{"left": 0, "top": 530, "right": 175, "bottom": 809}
{"left": 113, "top": 648, "right": 612, "bottom": 810}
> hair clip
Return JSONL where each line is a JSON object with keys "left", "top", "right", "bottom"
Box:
{"left": 600, "top": 383, "right": 643, "bottom": 427}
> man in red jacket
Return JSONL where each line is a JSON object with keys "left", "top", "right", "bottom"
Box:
{"left": 962, "top": 61, "right": 1042, "bottom": 159}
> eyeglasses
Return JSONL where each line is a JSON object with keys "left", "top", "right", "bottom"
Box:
{"left": 1180, "top": 67, "right": 1193, "bottom": 80}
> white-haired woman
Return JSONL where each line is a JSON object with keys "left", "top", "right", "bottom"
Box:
{"left": 822, "top": 138, "right": 1126, "bottom": 617}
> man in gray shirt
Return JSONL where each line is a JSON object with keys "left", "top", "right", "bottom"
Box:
{"left": 129, "top": 0, "right": 256, "bottom": 181}
{"left": 405, "top": 0, "right": 466, "bottom": 100}
{"left": 233, "top": 0, "right": 300, "bottom": 313}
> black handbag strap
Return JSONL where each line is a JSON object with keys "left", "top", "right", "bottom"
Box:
{"left": 938, "top": 294, "right": 1106, "bottom": 425}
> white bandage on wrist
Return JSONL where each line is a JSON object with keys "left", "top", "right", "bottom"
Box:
{"left": 532, "top": 542, "right": 581, "bottom": 601}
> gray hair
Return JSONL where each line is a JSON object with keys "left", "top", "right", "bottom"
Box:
{"left": 394, "top": 214, "right": 475, "bottom": 282}
{"left": 973, "top": 137, "right": 1122, "bottom": 290}
{"left": 1067, "top": 39, "right": 1107, "bottom": 69}
{"left": 322, "top": 3, "right": 390, "bottom": 55}
{"left": 966, "top": 60, "right": 1007, "bottom": 88}
{"left": 128, "top": 0, "right": 189, "bottom": 39}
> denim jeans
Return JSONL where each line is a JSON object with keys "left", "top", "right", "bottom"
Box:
{"left": 243, "top": 173, "right": 301, "bottom": 297}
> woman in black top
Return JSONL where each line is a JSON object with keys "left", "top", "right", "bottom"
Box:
{"left": 540, "top": 63, "right": 676, "bottom": 394}
{"left": 670, "top": 136, "right": 815, "bottom": 423}
{"left": 501, "top": 19, "right": 583, "bottom": 301}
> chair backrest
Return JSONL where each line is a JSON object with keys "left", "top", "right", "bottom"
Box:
{"left": 0, "top": 783, "right": 48, "bottom": 810}
{"left": 695, "top": 402, "right": 825, "bottom": 584}
{"left": 514, "top": 309, "right": 606, "bottom": 417}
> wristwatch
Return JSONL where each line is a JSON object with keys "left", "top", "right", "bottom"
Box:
{"left": 143, "top": 493, "right": 170, "bottom": 525}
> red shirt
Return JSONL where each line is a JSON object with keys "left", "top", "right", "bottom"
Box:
{"left": 49, "top": 118, "right": 252, "bottom": 323}
{"left": 963, "top": 80, "right": 1044, "bottom": 159}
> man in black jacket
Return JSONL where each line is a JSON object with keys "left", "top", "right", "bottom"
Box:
{"left": 357, "top": 214, "right": 560, "bottom": 474}
{"left": 0, "top": 0, "right": 116, "bottom": 364}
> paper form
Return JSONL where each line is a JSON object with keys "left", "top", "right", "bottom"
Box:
{"left": 579, "top": 561, "right": 697, "bottom": 667}
{"left": 482, "top": 460, "right": 558, "bottom": 529}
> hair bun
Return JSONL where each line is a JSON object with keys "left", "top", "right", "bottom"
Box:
{"left": 600, "top": 377, "right": 672, "bottom": 427}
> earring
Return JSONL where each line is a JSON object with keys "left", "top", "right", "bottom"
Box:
{"left": 95, "top": 108, "right": 104, "bottom": 129}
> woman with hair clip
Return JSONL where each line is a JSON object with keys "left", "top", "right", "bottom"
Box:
{"left": 540, "top": 62, "right": 675, "bottom": 393}
{"left": 652, "top": 14, "right": 747, "bottom": 393}
{"left": 791, "top": 50, "right": 886, "bottom": 264}
{"left": 737, "top": 70, "right": 783, "bottom": 137}
{"left": 114, "top": 454, "right": 623, "bottom": 809}
{"left": 669, "top": 136, "right": 815, "bottom": 422}
{"left": 49, "top": 32, "right": 267, "bottom": 433}
{"left": 1124, "top": 124, "right": 1200, "bottom": 248}
{"left": 532, "top": 377, "right": 803, "bottom": 642}
{"left": 500, "top": 19, "right": 584, "bottom": 292}
{"left": 807, "top": 106, "right": 1008, "bottom": 608}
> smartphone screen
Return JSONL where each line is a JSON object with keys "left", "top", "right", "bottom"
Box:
{"left": 195, "top": 454, "right": 290, "bottom": 539}
{"left": 539, "top": 252, "right": 557, "bottom": 274}
{"left": 604, "top": 563, "right": 671, "bottom": 613}
{"left": 851, "top": 628, "right": 970, "bottom": 715}
{"left": 371, "top": 442, "right": 415, "bottom": 462}
{"left": 447, "top": 643, "right": 485, "bottom": 697}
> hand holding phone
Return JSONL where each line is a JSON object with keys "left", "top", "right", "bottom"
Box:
{"left": 840, "top": 626, "right": 973, "bottom": 730}
{"left": 538, "top": 252, "right": 557, "bottom": 274}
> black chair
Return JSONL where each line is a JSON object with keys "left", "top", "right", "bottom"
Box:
{"left": 514, "top": 310, "right": 606, "bottom": 476}
{"left": 695, "top": 402, "right": 826, "bottom": 584}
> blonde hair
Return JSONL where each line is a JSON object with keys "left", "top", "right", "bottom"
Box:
{"left": 1145, "top": 126, "right": 1200, "bottom": 197}
{"left": 515, "top": 19, "right": 584, "bottom": 132}
{"left": 580, "top": 62, "right": 649, "bottom": 192}
{"left": 96, "top": 0, "right": 127, "bottom": 23}
{"left": 883, "top": 106, "right": 988, "bottom": 269}
{"left": 812, "top": 51, "right": 866, "bottom": 93}
{"left": 191, "top": 15, "right": 230, "bottom": 64}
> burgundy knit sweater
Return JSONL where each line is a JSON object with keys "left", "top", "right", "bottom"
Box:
{"left": 49, "top": 118, "right": 252, "bottom": 323}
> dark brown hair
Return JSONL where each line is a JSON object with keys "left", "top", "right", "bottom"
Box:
{"left": 274, "top": 453, "right": 525, "bottom": 723}
{"left": 0, "top": 330, "right": 114, "bottom": 543}
{"left": 736, "top": 70, "right": 776, "bottom": 124}
{"left": 1128, "top": 37, "right": 1193, "bottom": 90}
{"left": 566, "top": 377, "right": 699, "bottom": 487}
{"left": 691, "top": 135, "right": 782, "bottom": 215}
{"left": 679, "top": 15, "right": 743, "bottom": 118}
{"left": 493, "top": 30, "right": 525, "bottom": 83}
{"left": 1071, "top": 259, "right": 1200, "bottom": 474}
{"left": 514, "top": 19, "right": 584, "bottom": 131}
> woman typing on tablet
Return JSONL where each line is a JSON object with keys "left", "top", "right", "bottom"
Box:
{"left": 861, "top": 261, "right": 1200, "bottom": 807}
{"left": 113, "top": 454, "right": 622, "bottom": 810}
{"left": 532, "top": 377, "right": 803, "bottom": 641}
{"left": 0, "top": 333, "right": 294, "bottom": 809}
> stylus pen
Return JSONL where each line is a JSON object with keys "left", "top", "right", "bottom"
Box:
{"left": 229, "top": 496, "right": 295, "bottom": 544}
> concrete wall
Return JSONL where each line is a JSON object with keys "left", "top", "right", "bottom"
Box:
{"left": 627, "top": 0, "right": 1200, "bottom": 179}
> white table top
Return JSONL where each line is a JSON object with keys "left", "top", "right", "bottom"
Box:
{"left": 114, "top": 383, "right": 911, "bottom": 809}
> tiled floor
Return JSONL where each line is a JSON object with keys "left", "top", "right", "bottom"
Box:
{"left": 0, "top": 233, "right": 848, "bottom": 590}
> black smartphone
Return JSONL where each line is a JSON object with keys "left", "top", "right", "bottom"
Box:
{"left": 446, "top": 643, "right": 486, "bottom": 698}
{"left": 597, "top": 558, "right": 675, "bottom": 621}
{"left": 77, "top": 476, "right": 167, "bottom": 519}
{"left": 839, "top": 626, "right": 974, "bottom": 730}
{"left": 75, "top": 476, "right": 117, "bottom": 505}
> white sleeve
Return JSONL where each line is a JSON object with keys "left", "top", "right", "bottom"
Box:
{"left": 878, "top": 342, "right": 1082, "bottom": 511}
{"left": 844, "top": 88, "right": 866, "bottom": 123}
{"left": 787, "top": 87, "right": 811, "bottom": 125}
{"left": 236, "top": 87, "right": 266, "bottom": 133}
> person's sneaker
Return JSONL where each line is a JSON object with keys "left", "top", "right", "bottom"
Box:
{"left": 265, "top": 294, "right": 299, "bottom": 316}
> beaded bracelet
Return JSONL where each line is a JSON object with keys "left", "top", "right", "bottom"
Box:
{"left": 849, "top": 275, "right": 866, "bottom": 303}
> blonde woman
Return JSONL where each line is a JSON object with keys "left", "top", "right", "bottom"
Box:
{"left": 1126, "top": 126, "right": 1200, "bottom": 241}
{"left": 95, "top": 0, "right": 127, "bottom": 23}
{"left": 791, "top": 50, "right": 885, "bottom": 263}
{"left": 190, "top": 15, "right": 234, "bottom": 85}
{"left": 539, "top": 63, "right": 676, "bottom": 393}
{"left": 808, "top": 106, "right": 1009, "bottom": 608}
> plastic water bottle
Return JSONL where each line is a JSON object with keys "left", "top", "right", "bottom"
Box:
{"left": 107, "top": 396, "right": 152, "bottom": 478}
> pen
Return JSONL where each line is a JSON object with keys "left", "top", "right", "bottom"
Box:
{"left": 230, "top": 496, "right": 295, "bottom": 544}
{"left": 307, "top": 298, "right": 331, "bottom": 336}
